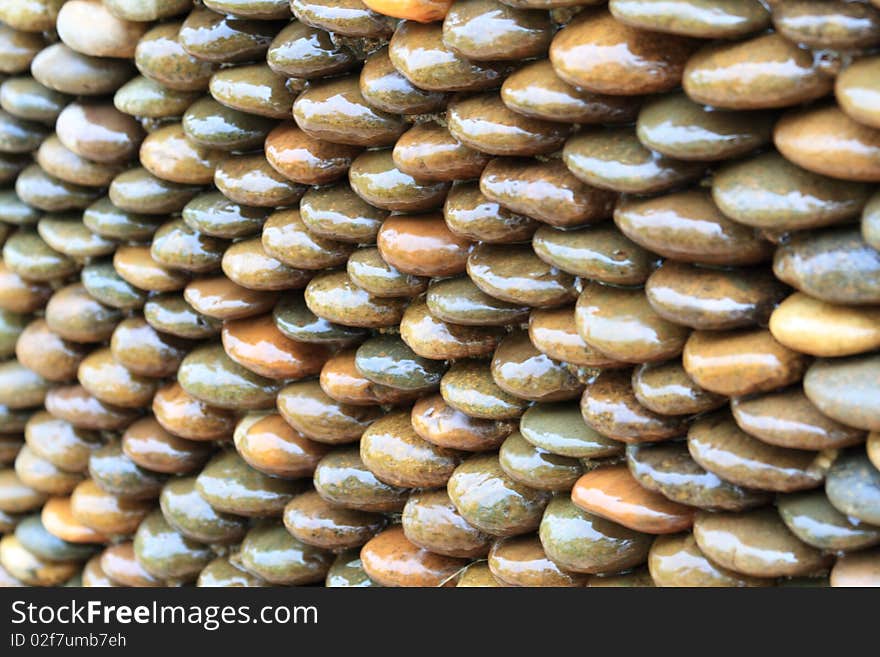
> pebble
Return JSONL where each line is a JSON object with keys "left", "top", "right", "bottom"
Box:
{"left": 648, "top": 532, "right": 771, "bottom": 587}
{"left": 313, "top": 447, "right": 409, "bottom": 512}
{"left": 284, "top": 490, "right": 385, "bottom": 551}
{"left": 403, "top": 489, "right": 490, "bottom": 558}
{"left": 278, "top": 380, "right": 380, "bottom": 444}
{"left": 491, "top": 330, "right": 584, "bottom": 402}
{"left": 520, "top": 402, "right": 623, "bottom": 459}
{"left": 378, "top": 214, "right": 471, "bottom": 277}
{"left": 178, "top": 344, "right": 281, "bottom": 410}
{"left": 349, "top": 149, "right": 450, "bottom": 212}
{"left": 443, "top": 182, "right": 538, "bottom": 243}
{"left": 778, "top": 490, "right": 880, "bottom": 552}
{"left": 360, "top": 526, "right": 466, "bottom": 587}
{"left": 499, "top": 431, "right": 583, "bottom": 491}
{"left": 359, "top": 47, "right": 447, "bottom": 116}
{"left": 804, "top": 354, "right": 880, "bottom": 431}
{"left": 489, "top": 534, "right": 587, "bottom": 587}
{"left": 825, "top": 451, "right": 880, "bottom": 526}
{"left": 240, "top": 523, "right": 333, "bottom": 585}
{"left": 411, "top": 394, "right": 513, "bottom": 452}
{"left": 196, "top": 451, "right": 303, "bottom": 517}
{"left": 441, "top": 360, "right": 529, "bottom": 420}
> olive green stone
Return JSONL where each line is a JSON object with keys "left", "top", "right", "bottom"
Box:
{"left": 216, "top": 153, "right": 306, "bottom": 208}
{"left": 402, "top": 489, "right": 490, "bottom": 558}
{"left": 520, "top": 402, "right": 623, "bottom": 459}
{"left": 273, "top": 294, "right": 367, "bottom": 346}
{"left": 222, "top": 238, "right": 313, "bottom": 292}
{"left": 441, "top": 360, "right": 528, "bottom": 420}
{"left": 83, "top": 197, "right": 163, "bottom": 242}
{"left": 209, "top": 64, "right": 300, "bottom": 119}
{"left": 359, "top": 47, "right": 447, "bottom": 116}
{"left": 144, "top": 293, "right": 222, "bottom": 340}
{"left": 491, "top": 330, "right": 583, "bottom": 402}
{"left": 267, "top": 21, "right": 358, "bottom": 80}
{"left": 354, "top": 335, "right": 446, "bottom": 393}
{"left": 825, "top": 451, "right": 880, "bottom": 525}
{"left": 313, "top": 447, "right": 409, "bottom": 513}
{"left": 284, "top": 489, "right": 385, "bottom": 551}
{"left": 443, "top": 0, "right": 551, "bottom": 61}
{"left": 0, "top": 362, "right": 49, "bottom": 410}
{"left": 160, "top": 476, "right": 248, "bottom": 545}
{"left": 0, "top": 109, "right": 48, "bottom": 153}
{"left": 89, "top": 442, "right": 167, "bottom": 500}
{"left": 240, "top": 523, "right": 332, "bottom": 586}
{"left": 456, "top": 561, "right": 505, "bottom": 587}
{"left": 773, "top": 0, "right": 880, "bottom": 50}
{"left": 197, "top": 556, "right": 266, "bottom": 587}
{"left": 347, "top": 248, "right": 428, "bottom": 298}
{"left": 37, "top": 215, "right": 116, "bottom": 259}
{"left": 135, "top": 22, "right": 217, "bottom": 92}
{"left": 427, "top": 276, "right": 529, "bottom": 327}
{"left": 0, "top": 190, "right": 41, "bottom": 225}
{"left": 325, "top": 549, "right": 379, "bottom": 587}
{"left": 183, "top": 193, "right": 269, "bottom": 240}
{"left": 197, "top": 451, "right": 303, "bottom": 517}
{"left": 563, "top": 128, "right": 706, "bottom": 194}
{"left": 183, "top": 98, "right": 276, "bottom": 152}
{"left": 277, "top": 380, "right": 380, "bottom": 444}
{"left": 539, "top": 496, "right": 652, "bottom": 575}
{"left": 45, "top": 284, "right": 121, "bottom": 344}
{"left": 178, "top": 7, "right": 283, "bottom": 63}
{"left": 25, "top": 411, "right": 101, "bottom": 473}
{"left": 779, "top": 490, "right": 880, "bottom": 552}
{"left": 632, "top": 360, "right": 725, "bottom": 416}
{"left": 648, "top": 532, "right": 771, "bottom": 588}
{"left": 134, "top": 511, "right": 213, "bottom": 582}
{"left": 16, "top": 164, "right": 100, "bottom": 212}
{"left": 305, "top": 271, "right": 408, "bottom": 328}
{"left": 804, "top": 355, "right": 880, "bottom": 432}
{"left": 292, "top": 0, "right": 393, "bottom": 38}
{"left": 109, "top": 168, "right": 199, "bottom": 215}
{"left": 443, "top": 181, "right": 538, "bottom": 244}
{"left": 178, "top": 344, "right": 281, "bottom": 411}
{"left": 499, "top": 431, "right": 583, "bottom": 491}
{"left": 627, "top": 442, "right": 771, "bottom": 512}
{"left": 151, "top": 220, "right": 227, "bottom": 273}
{"left": 113, "top": 76, "right": 201, "bottom": 119}
{"left": 261, "top": 209, "right": 354, "bottom": 270}
{"left": 610, "top": 0, "right": 770, "bottom": 38}
{"left": 15, "top": 515, "right": 94, "bottom": 562}
{"left": 31, "top": 44, "right": 133, "bottom": 96}
{"left": 3, "top": 229, "right": 78, "bottom": 282}
{"left": 0, "top": 77, "right": 67, "bottom": 124}
{"left": 349, "top": 148, "right": 450, "bottom": 212}
{"left": 204, "top": 0, "right": 291, "bottom": 19}
{"left": 300, "top": 184, "right": 387, "bottom": 244}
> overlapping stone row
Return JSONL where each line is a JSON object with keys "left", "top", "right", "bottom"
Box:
{"left": 0, "top": 0, "right": 878, "bottom": 588}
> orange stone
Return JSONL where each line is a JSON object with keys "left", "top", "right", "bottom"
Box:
{"left": 319, "top": 349, "right": 418, "bottom": 406}
{"left": 114, "top": 245, "right": 189, "bottom": 292}
{"left": 362, "top": 0, "right": 453, "bottom": 23}
{"left": 264, "top": 122, "right": 362, "bottom": 185}
{"left": 41, "top": 496, "right": 108, "bottom": 544}
{"left": 152, "top": 382, "right": 236, "bottom": 441}
{"left": 360, "top": 525, "right": 466, "bottom": 587}
{"left": 184, "top": 276, "right": 278, "bottom": 320}
{"left": 100, "top": 542, "right": 163, "bottom": 587}
{"left": 234, "top": 413, "right": 330, "bottom": 479}
{"left": 222, "top": 314, "right": 330, "bottom": 380}
{"left": 377, "top": 213, "right": 472, "bottom": 277}
{"left": 70, "top": 480, "right": 153, "bottom": 537}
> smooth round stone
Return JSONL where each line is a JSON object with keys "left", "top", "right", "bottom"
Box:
{"left": 563, "top": 128, "right": 705, "bottom": 195}
{"left": 44, "top": 386, "right": 138, "bottom": 432}
{"left": 694, "top": 508, "right": 832, "bottom": 578}
{"left": 442, "top": 0, "right": 551, "bottom": 61}
{"left": 0, "top": 190, "right": 41, "bottom": 226}
{"left": 0, "top": 310, "right": 26, "bottom": 360}
{"left": 773, "top": 0, "right": 880, "bottom": 50}
{"left": 376, "top": 215, "right": 471, "bottom": 280}
{"left": 688, "top": 413, "right": 829, "bottom": 493}
{"left": 0, "top": 25, "right": 45, "bottom": 74}
{"left": 140, "top": 125, "right": 222, "bottom": 186}
{"left": 159, "top": 477, "right": 247, "bottom": 546}
{"left": 392, "top": 122, "right": 489, "bottom": 183}
{"left": 16, "top": 164, "right": 101, "bottom": 212}
{"left": 805, "top": 355, "right": 880, "bottom": 432}
{"left": 31, "top": 44, "right": 134, "bottom": 96}
{"left": 355, "top": 334, "right": 446, "bottom": 393}
{"left": 3, "top": 229, "right": 80, "bottom": 282}
{"left": 88, "top": 442, "right": 166, "bottom": 500}
{"left": 649, "top": 532, "right": 771, "bottom": 587}
{"left": 198, "top": 556, "right": 266, "bottom": 587}
{"left": 197, "top": 451, "right": 303, "bottom": 517}
{"left": 267, "top": 21, "right": 358, "bottom": 80}
{"left": 99, "top": 543, "right": 162, "bottom": 587}
{"left": 135, "top": 22, "right": 217, "bottom": 92}
{"left": 468, "top": 244, "right": 576, "bottom": 308}
{"left": 294, "top": 75, "right": 407, "bottom": 147}
{"left": 499, "top": 431, "right": 582, "bottom": 491}
{"left": 533, "top": 224, "right": 653, "bottom": 286}
{"left": 57, "top": 0, "right": 148, "bottom": 58}
{"left": 235, "top": 412, "right": 328, "bottom": 478}
{"left": 325, "top": 549, "right": 378, "bottom": 587}
{"left": 293, "top": 0, "right": 394, "bottom": 37}
{"left": 151, "top": 221, "right": 225, "bottom": 274}
{"left": 215, "top": 154, "right": 306, "bottom": 208}
{"left": 627, "top": 442, "right": 769, "bottom": 512}
{"left": 610, "top": 0, "right": 770, "bottom": 38}
{"left": 637, "top": 93, "right": 773, "bottom": 161}
{"left": 306, "top": 271, "right": 408, "bottom": 329}
{"left": 114, "top": 76, "right": 200, "bottom": 120}
{"left": 182, "top": 98, "right": 275, "bottom": 152}
{"left": 77, "top": 347, "right": 157, "bottom": 408}
{"left": 836, "top": 56, "right": 880, "bottom": 129}
{"left": 36, "top": 137, "right": 124, "bottom": 188}
{"left": 15, "top": 515, "right": 95, "bottom": 562}
{"left": 539, "top": 496, "right": 652, "bottom": 575}
{"left": 632, "top": 360, "right": 725, "bottom": 416}
{"left": 204, "top": 0, "right": 291, "bottom": 18}
{"left": 441, "top": 360, "right": 528, "bottom": 420}
{"left": 491, "top": 330, "right": 583, "bottom": 402}
{"left": 0, "top": 535, "right": 79, "bottom": 587}
{"left": 278, "top": 380, "right": 380, "bottom": 444}
{"left": 273, "top": 294, "right": 366, "bottom": 346}
{"left": 404, "top": 488, "right": 492, "bottom": 558}
{"left": 56, "top": 102, "right": 143, "bottom": 164}
{"left": 615, "top": 190, "right": 771, "bottom": 266}
{"left": 178, "top": 7, "right": 282, "bottom": 63}
{"left": 222, "top": 239, "right": 311, "bottom": 292}
{"left": 184, "top": 277, "right": 278, "bottom": 321}
{"left": 0, "top": 361, "right": 49, "bottom": 410}
{"left": 284, "top": 490, "right": 384, "bottom": 551}
{"left": 489, "top": 534, "right": 586, "bottom": 587}
{"left": 400, "top": 298, "right": 502, "bottom": 361}
{"left": 300, "top": 184, "right": 387, "bottom": 244}
{"left": 320, "top": 350, "right": 418, "bottom": 406}
{"left": 183, "top": 193, "right": 269, "bottom": 240}
{"left": 571, "top": 465, "right": 695, "bottom": 534}
{"left": 389, "top": 21, "right": 512, "bottom": 92}
{"left": 350, "top": 149, "right": 450, "bottom": 212}
{"left": 448, "top": 454, "right": 551, "bottom": 537}
{"left": 427, "top": 276, "right": 529, "bottom": 327}
{"left": 775, "top": 227, "right": 880, "bottom": 305}
{"left": 347, "top": 248, "right": 428, "bottom": 299}
{"left": 152, "top": 382, "right": 235, "bottom": 442}
{"left": 683, "top": 329, "right": 809, "bottom": 397}
{"left": 45, "top": 284, "right": 121, "bottom": 345}
{"left": 314, "top": 448, "right": 408, "bottom": 512}
{"left": 223, "top": 314, "right": 329, "bottom": 381}
{"left": 683, "top": 33, "right": 833, "bottom": 110}
{"left": 361, "top": 526, "right": 466, "bottom": 587}
{"left": 714, "top": 152, "right": 871, "bottom": 232}
{"left": 520, "top": 402, "right": 622, "bottom": 459}
{"left": 830, "top": 549, "right": 880, "bottom": 587}
{"left": 580, "top": 369, "right": 688, "bottom": 444}
{"left": 262, "top": 209, "right": 354, "bottom": 271}
{"left": 359, "top": 46, "right": 447, "bottom": 116}
{"left": 122, "top": 419, "right": 210, "bottom": 477}
{"left": 575, "top": 282, "right": 690, "bottom": 364}
{"left": 38, "top": 215, "right": 116, "bottom": 260}
{"left": 0, "top": 469, "right": 46, "bottom": 513}
{"left": 825, "top": 451, "right": 880, "bottom": 525}
{"left": 0, "top": 109, "right": 48, "bottom": 153}
{"left": 779, "top": 490, "right": 880, "bottom": 552}
{"left": 0, "top": 261, "right": 72, "bottom": 312}
{"left": 24, "top": 411, "right": 101, "bottom": 473}
{"left": 82, "top": 555, "right": 118, "bottom": 587}
{"left": 412, "top": 394, "right": 512, "bottom": 452}
{"left": 457, "top": 561, "right": 505, "bottom": 587}
{"left": 178, "top": 344, "right": 280, "bottom": 411}
{"left": 1, "top": 77, "right": 67, "bottom": 123}
{"left": 447, "top": 93, "right": 570, "bottom": 158}
{"left": 83, "top": 198, "right": 162, "bottom": 243}
{"left": 69, "top": 480, "right": 150, "bottom": 537}
{"left": 550, "top": 9, "right": 697, "bottom": 95}
{"left": 265, "top": 123, "right": 360, "bottom": 187}
{"left": 209, "top": 64, "right": 298, "bottom": 120}
{"left": 109, "top": 168, "right": 199, "bottom": 215}
{"left": 134, "top": 511, "right": 213, "bottom": 582}
{"left": 15, "top": 445, "right": 83, "bottom": 495}
{"left": 144, "top": 293, "right": 221, "bottom": 339}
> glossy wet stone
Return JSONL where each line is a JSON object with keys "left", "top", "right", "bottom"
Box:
{"left": 0, "top": 263, "right": 51, "bottom": 313}
{"left": 683, "top": 33, "right": 833, "bottom": 110}
{"left": 267, "top": 21, "right": 358, "bottom": 80}
{"left": 160, "top": 477, "right": 247, "bottom": 545}
{"left": 347, "top": 248, "right": 428, "bottom": 299}
{"left": 178, "top": 344, "right": 280, "bottom": 411}
{"left": 197, "top": 451, "right": 303, "bottom": 517}
{"left": 467, "top": 243, "right": 576, "bottom": 308}
{"left": 113, "top": 76, "right": 201, "bottom": 120}
{"left": 688, "top": 412, "right": 828, "bottom": 493}
{"left": 683, "top": 329, "right": 809, "bottom": 397}
{"left": 153, "top": 382, "right": 235, "bottom": 442}
{"left": 83, "top": 198, "right": 163, "bottom": 243}
{"left": 389, "top": 21, "right": 512, "bottom": 92}
{"left": 236, "top": 412, "right": 329, "bottom": 478}
{"left": 68, "top": 479, "right": 150, "bottom": 537}
{"left": 0, "top": 109, "right": 49, "bottom": 153}
{"left": 0, "top": 190, "right": 41, "bottom": 227}
{"left": 411, "top": 394, "right": 512, "bottom": 452}
{"left": 442, "top": 0, "right": 551, "bottom": 61}
{"left": 403, "top": 299, "right": 502, "bottom": 361}
{"left": 805, "top": 355, "right": 880, "bottom": 432}
{"left": 353, "top": 334, "right": 444, "bottom": 393}
{"left": 830, "top": 548, "right": 880, "bottom": 587}
{"left": 550, "top": 9, "right": 697, "bottom": 95}
{"left": 456, "top": 561, "right": 505, "bottom": 587}
{"left": 135, "top": 22, "right": 217, "bottom": 92}
{"left": 183, "top": 98, "right": 275, "bottom": 153}
{"left": 150, "top": 221, "right": 225, "bottom": 274}
{"left": 45, "top": 386, "right": 138, "bottom": 432}
{"left": 109, "top": 168, "right": 199, "bottom": 216}
{"left": 55, "top": 102, "right": 143, "bottom": 165}
{"left": 45, "top": 284, "right": 121, "bottom": 345}
{"left": 719, "top": 154, "right": 870, "bottom": 232}
{"left": 580, "top": 369, "right": 688, "bottom": 444}
{"left": 179, "top": 7, "right": 282, "bottom": 63}
{"left": 15, "top": 318, "right": 87, "bottom": 383}
{"left": 32, "top": 44, "right": 134, "bottom": 96}
{"left": 76, "top": 347, "right": 157, "bottom": 408}
{"left": 183, "top": 194, "right": 269, "bottom": 241}
{"left": 215, "top": 153, "right": 306, "bottom": 208}
{"left": 520, "top": 403, "right": 622, "bottom": 460}
{"left": 350, "top": 149, "right": 450, "bottom": 212}
{"left": 648, "top": 532, "right": 770, "bottom": 587}
{"left": 441, "top": 360, "right": 528, "bottom": 420}
{"left": 134, "top": 511, "right": 213, "bottom": 583}
{"left": 588, "top": 567, "right": 655, "bottom": 587}
{"left": 273, "top": 294, "right": 366, "bottom": 346}
{"left": 15, "top": 515, "right": 95, "bottom": 563}
{"left": 313, "top": 448, "right": 409, "bottom": 512}
{"left": 24, "top": 411, "right": 101, "bottom": 473}
{"left": 491, "top": 330, "right": 583, "bottom": 402}
{"left": 56, "top": 0, "right": 148, "bottom": 58}
{"left": 198, "top": 557, "right": 266, "bottom": 587}
{"left": 774, "top": 0, "right": 880, "bottom": 51}
{"left": 779, "top": 489, "right": 880, "bottom": 552}
{"left": 262, "top": 209, "right": 355, "bottom": 271}
{"left": 488, "top": 534, "right": 585, "bottom": 587}
{"left": 306, "top": 271, "right": 408, "bottom": 329}
{"left": 427, "top": 276, "right": 529, "bottom": 327}
{"left": 392, "top": 123, "right": 488, "bottom": 183}
{"left": 836, "top": 56, "right": 880, "bottom": 129}
{"left": 447, "top": 454, "right": 551, "bottom": 537}
{"left": 499, "top": 431, "right": 583, "bottom": 491}
{"left": 99, "top": 543, "right": 162, "bottom": 587}
{"left": 15, "top": 445, "right": 85, "bottom": 495}
{"left": 265, "top": 123, "right": 360, "bottom": 187}
{"left": 0, "top": 535, "right": 79, "bottom": 587}
{"left": 82, "top": 555, "right": 117, "bottom": 587}
{"left": 359, "top": 47, "right": 447, "bottom": 116}
{"left": 144, "top": 294, "right": 221, "bottom": 340}
{"left": 278, "top": 380, "right": 381, "bottom": 444}
{"left": 184, "top": 277, "right": 278, "bottom": 320}
{"left": 122, "top": 418, "right": 210, "bottom": 476}
{"left": 210, "top": 64, "right": 299, "bottom": 120}
{"left": 320, "top": 349, "right": 420, "bottom": 406}
{"left": 0, "top": 469, "right": 46, "bottom": 514}
{"left": 293, "top": 0, "right": 394, "bottom": 37}
{"left": 284, "top": 490, "right": 385, "bottom": 551}
{"left": 693, "top": 508, "right": 832, "bottom": 578}
{"left": 0, "top": 361, "right": 49, "bottom": 411}
{"left": 300, "top": 184, "right": 387, "bottom": 244}
{"left": 140, "top": 125, "right": 222, "bottom": 187}
{"left": 609, "top": 0, "right": 770, "bottom": 38}
{"left": 16, "top": 164, "right": 101, "bottom": 212}
{"left": 36, "top": 137, "right": 124, "bottom": 188}
{"left": 632, "top": 361, "right": 725, "bottom": 417}
{"left": 361, "top": 525, "right": 466, "bottom": 587}
{"left": 539, "top": 496, "right": 652, "bottom": 575}
{"left": 33, "top": 216, "right": 114, "bottom": 261}
{"left": 325, "top": 549, "right": 378, "bottom": 587}
{"left": 825, "top": 451, "right": 880, "bottom": 525}
{"left": 1, "top": 77, "right": 68, "bottom": 124}
{"left": 88, "top": 441, "right": 167, "bottom": 500}
{"left": 222, "top": 239, "right": 310, "bottom": 292}
{"left": 293, "top": 75, "right": 407, "bottom": 147}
